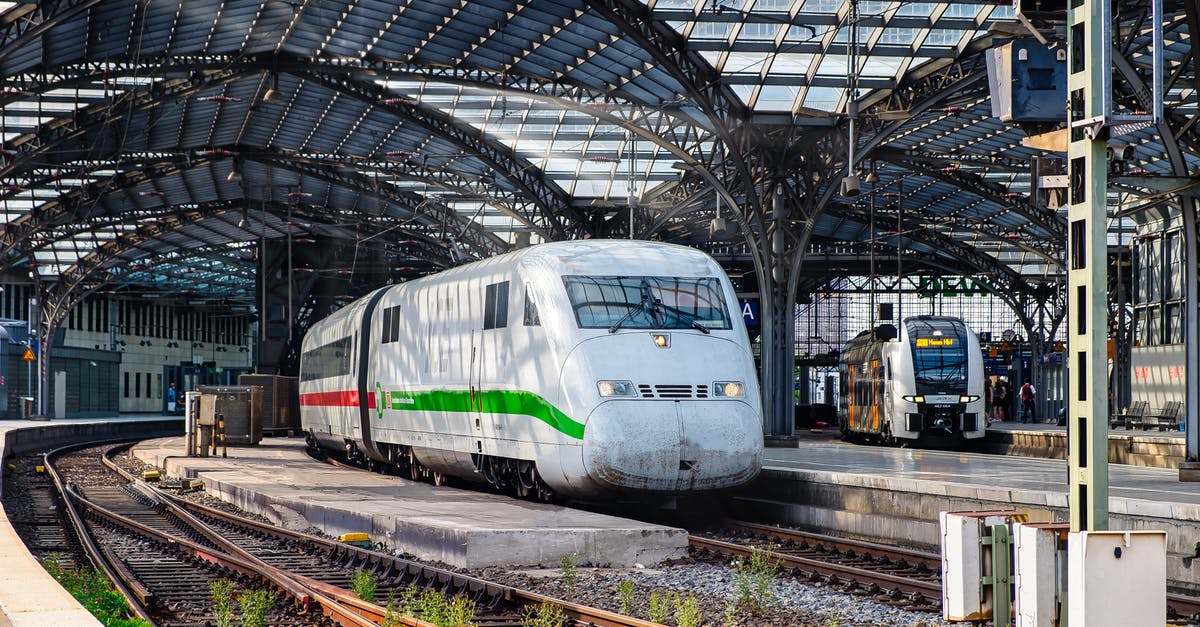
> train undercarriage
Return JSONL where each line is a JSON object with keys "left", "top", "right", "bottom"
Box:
{"left": 304, "top": 432, "right": 555, "bottom": 501}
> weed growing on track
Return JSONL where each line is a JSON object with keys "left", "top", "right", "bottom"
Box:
{"left": 616, "top": 579, "right": 635, "bottom": 614}
{"left": 673, "top": 593, "right": 702, "bottom": 627}
{"left": 238, "top": 588, "right": 277, "bottom": 627}
{"left": 352, "top": 569, "right": 378, "bottom": 602}
{"left": 648, "top": 592, "right": 669, "bottom": 623}
{"left": 42, "top": 555, "right": 149, "bottom": 627}
{"left": 560, "top": 553, "right": 579, "bottom": 589}
{"left": 521, "top": 601, "right": 567, "bottom": 627}
{"left": 209, "top": 578, "right": 236, "bottom": 627}
{"left": 733, "top": 548, "right": 780, "bottom": 612}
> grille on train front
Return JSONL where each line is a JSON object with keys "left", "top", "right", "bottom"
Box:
{"left": 636, "top": 384, "right": 710, "bottom": 399}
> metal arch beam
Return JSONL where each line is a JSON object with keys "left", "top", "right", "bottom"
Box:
{"left": 856, "top": 35, "right": 995, "bottom": 123}
{"left": 19, "top": 198, "right": 456, "bottom": 271}
{"left": 41, "top": 198, "right": 458, "bottom": 314}
{"left": 234, "top": 148, "right": 551, "bottom": 242}
{"left": 0, "top": 54, "right": 725, "bottom": 185}
{"left": 581, "top": 0, "right": 748, "bottom": 121}
{"left": 876, "top": 155, "right": 1066, "bottom": 243}
{"left": 1, "top": 55, "right": 731, "bottom": 247}
{"left": 244, "top": 149, "right": 508, "bottom": 260}
{"left": 831, "top": 202, "right": 1039, "bottom": 311}
{"left": 294, "top": 69, "right": 580, "bottom": 240}
{"left": 581, "top": 0, "right": 766, "bottom": 230}
{"left": 0, "top": 67, "right": 244, "bottom": 180}
{"left": 0, "top": 0, "right": 103, "bottom": 70}
{"left": 0, "top": 144, "right": 502, "bottom": 270}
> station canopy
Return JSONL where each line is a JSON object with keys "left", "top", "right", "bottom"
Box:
{"left": 0, "top": 0, "right": 1189, "bottom": 310}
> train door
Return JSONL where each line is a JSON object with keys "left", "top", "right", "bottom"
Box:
{"left": 883, "top": 357, "right": 893, "bottom": 431}
{"left": 870, "top": 359, "right": 881, "bottom": 431}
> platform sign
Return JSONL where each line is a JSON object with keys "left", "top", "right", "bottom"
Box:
{"left": 739, "top": 299, "right": 759, "bottom": 327}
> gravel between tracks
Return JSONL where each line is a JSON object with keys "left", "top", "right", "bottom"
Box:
{"left": 110, "top": 449, "right": 957, "bottom": 627}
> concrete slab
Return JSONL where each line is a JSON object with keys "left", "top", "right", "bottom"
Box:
{"left": 132, "top": 436, "right": 688, "bottom": 569}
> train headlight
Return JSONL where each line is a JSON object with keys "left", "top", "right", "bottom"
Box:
{"left": 959, "top": 395, "right": 980, "bottom": 403}
{"left": 651, "top": 333, "right": 670, "bottom": 348}
{"left": 713, "top": 381, "right": 745, "bottom": 398}
{"left": 902, "top": 395, "right": 925, "bottom": 403}
{"left": 597, "top": 380, "right": 637, "bottom": 397}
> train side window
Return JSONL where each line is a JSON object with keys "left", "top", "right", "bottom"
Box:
{"left": 523, "top": 284, "right": 541, "bottom": 326}
{"left": 381, "top": 305, "right": 401, "bottom": 343}
{"left": 885, "top": 358, "right": 891, "bottom": 380}
{"left": 484, "top": 281, "right": 510, "bottom": 329}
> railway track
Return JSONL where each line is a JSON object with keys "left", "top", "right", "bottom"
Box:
{"left": 36, "top": 442, "right": 664, "bottom": 627}
{"left": 704, "top": 520, "right": 1200, "bottom": 626}
{"left": 691, "top": 521, "right": 942, "bottom": 613}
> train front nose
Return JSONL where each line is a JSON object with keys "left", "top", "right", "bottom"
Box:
{"left": 582, "top": 400, "right": 763, "bottom": 492}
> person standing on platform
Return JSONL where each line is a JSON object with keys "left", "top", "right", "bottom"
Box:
{"left": 993, "top": 380, "right": 1009, "bottom": 422}
{"left": 984, "top": 379, "right": 995, "bottom": 424}
{"left": 167, "top": 382, "right": 177, "bottom": 415}
{"left": 1020, "top": 379, "right": 1037, "bottom": 423}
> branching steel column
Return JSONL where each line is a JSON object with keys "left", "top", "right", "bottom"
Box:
{"left": 760, "top": 186, "right": 796, "bottom": 437}
{"left": 1066, "top": 0, "right": 1109, "bottom": 532}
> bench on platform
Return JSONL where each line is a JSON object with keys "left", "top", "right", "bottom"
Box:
{"left": 1115, "top": 400, "right": 1149, "bottom": 429}
{"left": 1147, "top": 400, "right": 1183, "bottom": 431}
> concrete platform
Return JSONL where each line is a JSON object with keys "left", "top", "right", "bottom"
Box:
{"left": 976, "top": 419, "right": 1185, "bottom": 468}
{"left": 131, "top": 436, "right": 689, "bottom": 569}
{"left": 0, "top": 415, "right": 182, "bottom": 627}
{"left": 748, "top": 431, "right": 1200, "bottom": 593}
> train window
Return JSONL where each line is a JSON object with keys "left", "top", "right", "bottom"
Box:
{"left": 381, "top": 305, "right": 401, "bottom": 343}
{"left": 300, "top": 336, "right": 354, "bottom": 381}
{"left": 484, "top": 281, "right": 510, "bottom": 329}
{"left": 523, "top": 284, "right": 541, "bottom": 326}
{"left": 562, "top": 276, "right": 732, "bottom": 330}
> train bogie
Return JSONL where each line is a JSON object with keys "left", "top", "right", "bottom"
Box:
{"left": 299, "top": 240, "right": 764, "bottom": 500}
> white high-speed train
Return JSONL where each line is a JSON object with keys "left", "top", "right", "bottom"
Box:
{"left": 299, "top": 239, "right": 763, "bottom": 500}
{"left": 838, "top": 315, "right": 986, "bottom": 446}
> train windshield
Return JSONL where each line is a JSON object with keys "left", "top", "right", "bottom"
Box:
{"left": 563, "top": 275, "right": 732, "bottom": 330}
{"left": 906, "top": 319, "right": 969, "bottom": 391}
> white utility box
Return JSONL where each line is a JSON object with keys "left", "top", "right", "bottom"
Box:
{"left": 1013, "top": 521, "right": 1068, "bottom": 626}
{"left": 940, "top": 510, "right": 1024, "bottom": 622}
{"left": 1067, "top": 530, "right": 1165, "bottom": 627}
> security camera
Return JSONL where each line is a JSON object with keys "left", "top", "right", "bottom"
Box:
{"left": 1107, "top": 141, "right": 1134, "bottom": 162}
{"left": 841, "top": 174, "right": 861, "bottom": 197}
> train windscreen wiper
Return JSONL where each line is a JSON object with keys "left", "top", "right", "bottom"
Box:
{"left": 609, "top": 280, "right": 662, "bottom": 333}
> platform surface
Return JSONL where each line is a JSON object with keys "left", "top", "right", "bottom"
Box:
{"left": 132, "top": 436, "right": 689, "bottom": 568}
{"left": 764, "top": 429, "right": 1199, "bottom": 514}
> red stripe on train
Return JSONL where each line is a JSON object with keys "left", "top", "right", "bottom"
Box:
{"left": 299, "top": 390, "right": 375, "bottom": 408}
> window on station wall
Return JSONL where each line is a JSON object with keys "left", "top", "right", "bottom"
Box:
{"left": 1166, "top": 304, "right": 1184, "bottom": 344}
{"left": 1144, "top": 306, "right": 1161, "bottom": 346}
{"left": 1166, "top": 231, "right": 1183, "bottom": 300}
{"left": 123, "top": 372, "right": 130, "bottom": 398}
{"left": 1144, "top": 237, "right": 1161, "bottom": 303}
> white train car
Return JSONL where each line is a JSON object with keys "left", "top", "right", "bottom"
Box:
{"left": 299, "top": 239, "right": 763, "bottom": 500}
{"left": 838, "top": 315, "right": 985, "bottom": 446}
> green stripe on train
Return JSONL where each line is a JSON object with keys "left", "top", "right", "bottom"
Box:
{"left": 377, "top": 387, "right": 585, "bottom": 440}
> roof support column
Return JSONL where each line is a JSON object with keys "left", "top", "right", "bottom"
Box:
{"left": 760, "top": 187, "right": 796, "bottom": 439}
